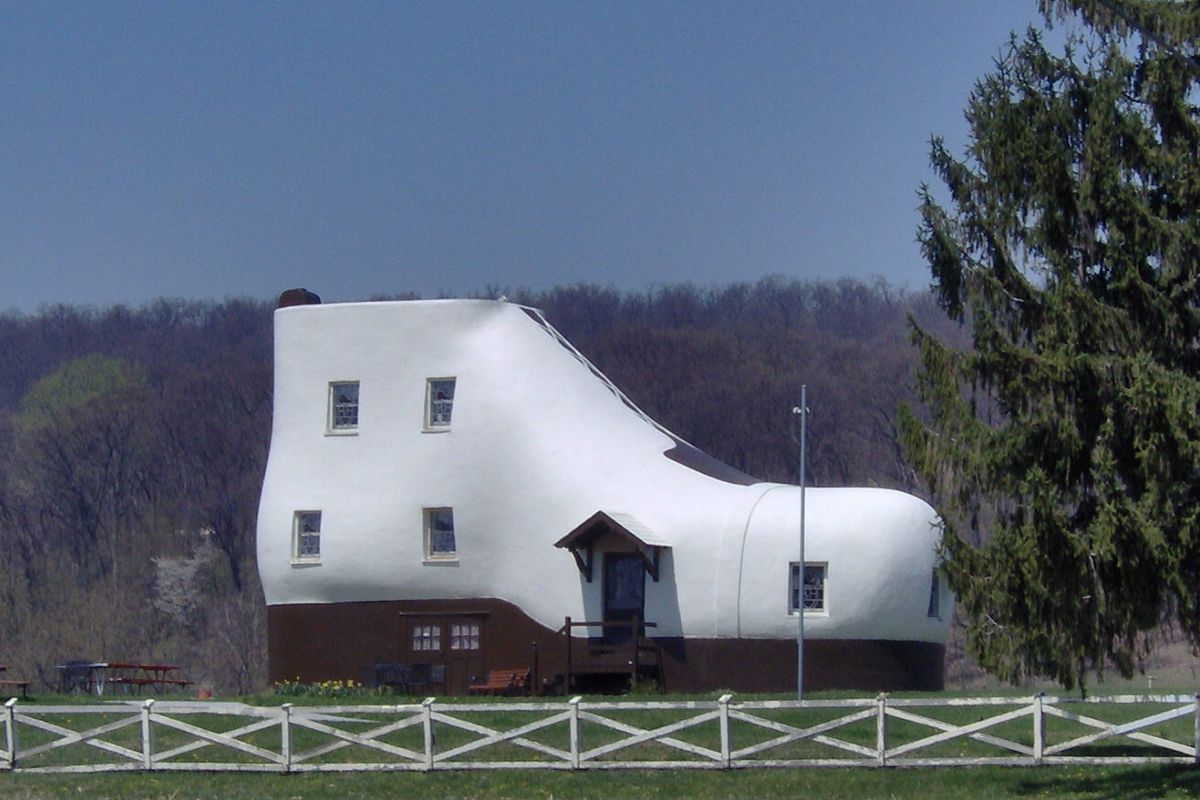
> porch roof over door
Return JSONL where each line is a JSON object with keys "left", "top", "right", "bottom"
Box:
{"left": 554, "top": 510, "right": 669, "bottom": 582}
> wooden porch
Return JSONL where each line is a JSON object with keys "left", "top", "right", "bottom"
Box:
{"left": 557, "top": 615, "right": 663, "bottom": 693}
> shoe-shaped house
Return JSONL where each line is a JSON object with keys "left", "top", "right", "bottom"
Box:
{"left": 257, "top": 295, "right": 951, "bottom": 694}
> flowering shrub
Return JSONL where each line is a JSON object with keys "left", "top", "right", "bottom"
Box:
{"left": 273, "top": 678, "right": 392, "bottom": 698}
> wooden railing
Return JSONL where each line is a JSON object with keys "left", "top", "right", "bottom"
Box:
{"left": 2, "top": 693, "right": 1198, "bottom": 773}
{"left": 558, "top": 615, "right": 661, "bottom": 692}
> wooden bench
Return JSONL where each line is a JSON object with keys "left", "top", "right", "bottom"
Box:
{"left": 0, "top": 679, "right": 31, "bottom": 698}
{"left": 468, "top": 668, "right": 530, "bottom": 696}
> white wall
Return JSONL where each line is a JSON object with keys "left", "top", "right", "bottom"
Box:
{"left": 257, "top": 299, "right": 951, "bottom": 646}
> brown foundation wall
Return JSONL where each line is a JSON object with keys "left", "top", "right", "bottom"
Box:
{"left": 267, "top": 598, "right": 945, "bottom": 694}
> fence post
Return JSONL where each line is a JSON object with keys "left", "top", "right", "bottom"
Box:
{"left": 141, "top": 699, "right": 155, "bottom": 770}
{"left": 280, "top": 703, "right": 293, "bottom": 772}
{"left": 718, "top": 693, "right": 733, "bottom": 768}
{"left": 1194, "top": 693, "right": 1199, "bottom": 766}
{"left": 422, "top": 697, "right": 436, "bottom": 771}
{"left": 569, "top": 695, "right": 583, "bottom": 769}
{"left": 875, "top": 693, "right": 888, "bottom": 767}
{"left": 3, "top": 698, "right": 17, "bottom": 770}
{"left": 1033, "top": 693, "right": 1045, "bottom": 766}
{"left": 564, "top": 617, "right": 573, "bottom": 694}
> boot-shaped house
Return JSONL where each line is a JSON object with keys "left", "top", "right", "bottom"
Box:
{"left": 257, "top": 296, "right": 951, "bottom": 694}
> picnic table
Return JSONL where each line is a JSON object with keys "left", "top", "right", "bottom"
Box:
{"left": 104, "top": 662, "right": 192, "bottom": 694}
{"left": 56, "top": 661, "right": 108, "bottom": 694}
{"left": 0, "top": 663, "right": 30, "bottom": 698}
{"left": 56, "top": 661, "right": 191, "bottom": 695}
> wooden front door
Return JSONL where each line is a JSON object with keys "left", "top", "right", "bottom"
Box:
{"left": 603, "top": 553, "right": 645, "bottom": 645}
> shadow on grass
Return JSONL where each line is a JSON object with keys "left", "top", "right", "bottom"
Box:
{"left": 1013, "top": 764, "right": 1200, "bottom": 799}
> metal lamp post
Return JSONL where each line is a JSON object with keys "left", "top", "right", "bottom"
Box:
{"left": 792, "top": 385, "right": 808, "bottom": 700}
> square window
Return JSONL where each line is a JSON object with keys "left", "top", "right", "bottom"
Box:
{"left": 450, "top": 622, "right": 480, "bottom": 650}
{"left": 425, "top": 378, "right": 456, "bottom": 429}
{"left": 412, "top": 624, "right": 441, "bottom": 652}
{"left": 789, "top": 562, "right": 826, "bottom": 613}
{"left": 293, "top": 511, "right": 321, "bottom": 562}
{"left": 424, "top": 508, "right": 456, "bottom": 560}
{"left": 328, "top": 381, "right": 359, "bottom": 432}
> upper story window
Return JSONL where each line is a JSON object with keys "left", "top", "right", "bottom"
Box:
{"left": 424, "top": 507, "right": 457, "bottom": 561}
{"left": 328, "top": 381, "right": 359, "bottom": 433}
{"left": 293, "top": 510, "right": 321, "bottom": 563}
{"left": 789, "top": 562, "right": 826, "bottom": 614}
{"left": 425, "top": 378, "right": 456, "bottom": 430}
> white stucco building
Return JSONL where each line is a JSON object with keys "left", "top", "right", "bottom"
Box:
{"left": 257, "top": 295, "right": 951, "bottom": 693}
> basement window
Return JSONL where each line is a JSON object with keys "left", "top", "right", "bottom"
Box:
{"left": 412, "top": 624, "right": 441, "bottom": 652}
{"left": 789, "top": 562, "right": 826, "bottom": 614}
{"left": 450, "top": 622, "right": 480, "bottom": 650}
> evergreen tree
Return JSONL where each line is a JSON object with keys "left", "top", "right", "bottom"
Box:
{"left": 901, "top": 0, "right": 1200, "bottom": 688}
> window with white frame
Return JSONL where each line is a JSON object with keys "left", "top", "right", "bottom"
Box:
{"left": 328, "top": 381, "right": 359, "bottom": 431}
{"left": 927, "top": 568, "right": 941, "bottom": 618}
{"left": 293, "top": 511, "right": 321, "bottom": 562}
{"left": 424, "top": 507, "right": 457, "bottom": 560}
{"left": 450, "top": 621, "right": 480, "bottom": 650}
{"left": 789, "top": 562, "right": 826, "bottom": 613}
{"left": 412, "top": 624, "right": 441, "bottom": 651}
{"left": 425, "top": 378, "right": 456, "bottom": 429}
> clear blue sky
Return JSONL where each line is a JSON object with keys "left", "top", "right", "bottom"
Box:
{"left": 2, "top": 1, "right": 1055, "bottom": 312}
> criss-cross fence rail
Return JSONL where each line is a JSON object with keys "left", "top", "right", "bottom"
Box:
{"left": 2, "top": 693, "right": 1197, "bottom": 773}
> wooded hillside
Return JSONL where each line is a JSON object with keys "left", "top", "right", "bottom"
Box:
{"left": 0, "top": 278, "right": 961, "bottom": 692}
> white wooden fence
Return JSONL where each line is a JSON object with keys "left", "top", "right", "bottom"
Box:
{"left": 2, "top": 693, "right": 1197, "bottom": 773}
